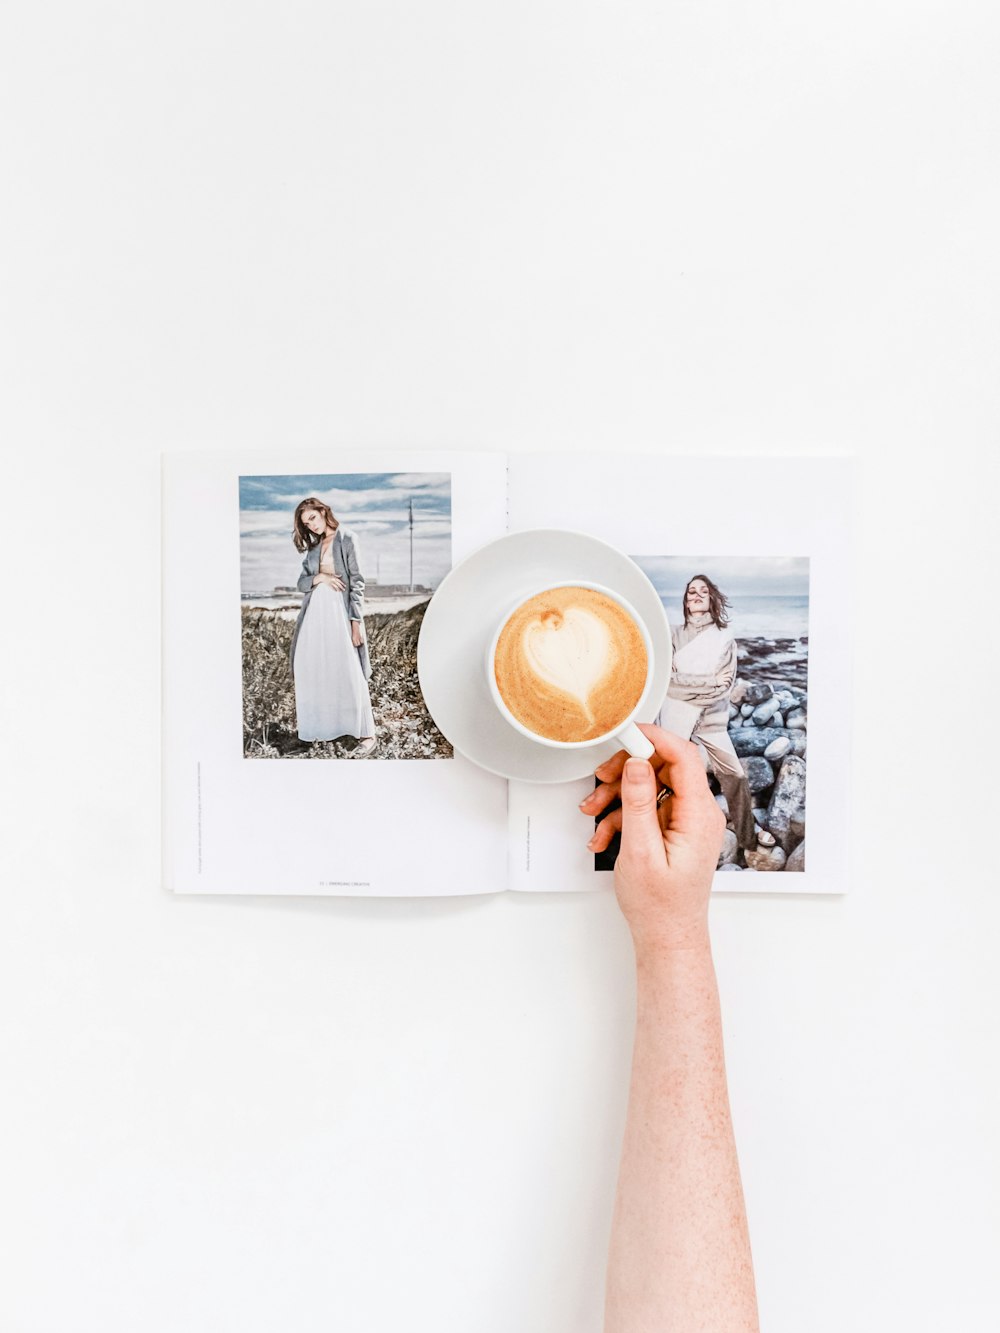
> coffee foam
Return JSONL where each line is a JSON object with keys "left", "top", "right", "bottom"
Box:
{"left": 493, "top": 586, "right": 648, "bottom": 743}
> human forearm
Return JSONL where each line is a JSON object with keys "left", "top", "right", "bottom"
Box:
{"left": 589, "top": 734, "right": 758, "bottom": 1333}
{"left": 668, "top": 680, "right": 731, "bottom": 707}
{"left": 344, "top": 537, "right": 365, "bottom": 618}
{"left": 669, "top": 663, "right": 733, "bottom": 707}
{"left": 606, "top": 942, "right": 758, "bottom": 1333}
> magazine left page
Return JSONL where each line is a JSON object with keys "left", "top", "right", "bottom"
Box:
{"left": 163, "top": 450, "right": 510, "bottom": 896}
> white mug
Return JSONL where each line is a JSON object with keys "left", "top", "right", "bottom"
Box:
{"left": 485, "top": 581, "right": 656, "bottom": 761}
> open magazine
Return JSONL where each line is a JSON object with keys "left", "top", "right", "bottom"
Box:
{"left": 163, "top": 451, "right": 852, "bottom": 896}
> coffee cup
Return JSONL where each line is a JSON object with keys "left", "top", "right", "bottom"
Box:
{"left": 486, "top": 581, "right": 655, "bottom": 761}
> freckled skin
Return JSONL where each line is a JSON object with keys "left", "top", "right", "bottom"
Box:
{"left": 589, "top": 728, "right": 760, "bottom": 1333}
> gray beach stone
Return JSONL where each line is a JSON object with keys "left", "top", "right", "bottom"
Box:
{"left": 790, "top": 806, "right": 806, "bottom": 842}
{"left": 786, "top": 840, "right": 806, "bottom": 872}
{"left": 728, "top": 703, "right": 739, "bottom": 721}
{"left": 741, "top": 756, "right": 775, "bottom": 793}
{"left": 730, "top": 728, "right": 807, "bottom": 759}
{"left": 772, "top": 712, "right": 784, "bottom": 729}
{"left": 753, "top": 807, "right": 769, "bottom": 828}
{"left": 752, "top": 695, "right": 782, "bottom": 725}
{"left": 764, "top": 736, "right": 792, "bottom": 761}
{"left": 717, "top": 863, "right": 742, "bottom": 872}
{"left": 745, "top": 845, "right": 787, "bottom": 872}
{"left": 786, "top": 707, "right": 807, "bottom": 730}
{"left": 717, "top": 830, "right": 739, "bottom": 866}
{"left": 767, "top": 756, "right": 808, "bottom": 850}
{"left": 715, "top": 793, "right": 730, "bottom": 817}
{"left": 740, "top": 703, "right": 755, "bottom": 718}
{"left": 743, "top": 683, "right": 774, "bottom": 706}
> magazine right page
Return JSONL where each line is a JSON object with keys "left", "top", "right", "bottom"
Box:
{"left": 506, "top": 454, "right": 854, "bottom": 895}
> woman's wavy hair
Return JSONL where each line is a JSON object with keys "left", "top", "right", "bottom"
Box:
{"left": 292, "top": 497, "right": 340, "bottom": 552}
{"left": 683, "top": 573, "right": 731, "bottom": 628}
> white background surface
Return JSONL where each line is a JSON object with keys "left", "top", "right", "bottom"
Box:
{"left": 1, "top": 3, "right": 998, "bottom": 1330}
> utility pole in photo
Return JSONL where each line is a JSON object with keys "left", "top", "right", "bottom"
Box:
{"left": 408, "top": 496, "right": 414, "bottom": 592}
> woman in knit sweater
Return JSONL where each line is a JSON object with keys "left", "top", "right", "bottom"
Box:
{"left": 655, "top": 575, "right": 756, "bottom": 851}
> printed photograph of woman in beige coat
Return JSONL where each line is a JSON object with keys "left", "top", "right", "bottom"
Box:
{"left": 655, "top": 575, "right": 755, "bottom": 850}
{"left": 593, "top": 555, "right": 810, "bottom": 874}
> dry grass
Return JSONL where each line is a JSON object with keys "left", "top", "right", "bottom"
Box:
{"left": 241, "top": 601, "right": 453, "bottom": 760}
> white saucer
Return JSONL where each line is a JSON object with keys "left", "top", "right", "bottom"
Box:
{"left": 417, "top": 529, "right": 672, "bottom": 783}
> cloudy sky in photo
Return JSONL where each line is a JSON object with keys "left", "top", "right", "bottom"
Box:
{"left": 632, "top": 555, "right": 810, "bottom": 638}
{"left": 633, "top": 555, "right": 810, "bottom": 601}
{"left": 239, "top": 473, "right": 452, "bottom": 594}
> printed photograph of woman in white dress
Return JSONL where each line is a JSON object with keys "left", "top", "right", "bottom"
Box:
{"left": 594, "top": 556, "right": 809, "bottom": 875}
{"left": 239, "top": 472, "right": 453, "bottom": 760}
{"left": 290, "top": 498, "right": 376, "bottom": 754}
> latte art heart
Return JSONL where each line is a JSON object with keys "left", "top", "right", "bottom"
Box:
{"left": 522, "top": 608, "right": 610, "bottom": 720}
{"left": 493, "top": 585, "right": 649, "bottom": 744}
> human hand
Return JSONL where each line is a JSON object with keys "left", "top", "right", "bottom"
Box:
{"left": 580, "top": 724, "right": 726, "bottom": 954}
{"left": 351, "top": 621, "right": 364, "bottom": 648}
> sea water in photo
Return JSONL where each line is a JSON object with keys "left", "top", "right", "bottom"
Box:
{"left": 636, "top": 557, "right": 810, "bottom": 692}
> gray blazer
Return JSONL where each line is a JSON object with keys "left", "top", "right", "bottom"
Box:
{"left": 289, "top": 527, "right": 372, "bottom": 681}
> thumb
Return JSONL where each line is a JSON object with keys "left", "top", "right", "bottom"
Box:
{"left": 618, "top": 758, "right": 665, "bottom": 868}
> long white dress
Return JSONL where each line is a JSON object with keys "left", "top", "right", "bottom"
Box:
{"left": 294, "top": 546, "right": 375, "bottom": 742}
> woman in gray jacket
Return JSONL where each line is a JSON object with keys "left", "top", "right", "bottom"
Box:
{"left": 290, "top": 497, "right": 376, "bottom": 755}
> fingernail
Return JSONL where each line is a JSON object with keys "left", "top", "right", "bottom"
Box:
{"left": 624, "top": 758, "right": 649, "bottom": 784}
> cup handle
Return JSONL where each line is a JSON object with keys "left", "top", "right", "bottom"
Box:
{"left": 615, "top": 720, "right": 654, "bottom": 761}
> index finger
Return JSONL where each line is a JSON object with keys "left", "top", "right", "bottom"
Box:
{"left": 595, "top": 725, "right": 711, "bottom": 797}
{"left": 638, "top": 725, "right": 712, "bottom": 798}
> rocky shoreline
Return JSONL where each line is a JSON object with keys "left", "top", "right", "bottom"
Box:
{"left": 735, "top": 634, "right": 808, "bottom": 691}
{"left": 716, "top": 635, "right": 807, "bottom": 873}
{"left": 593, "top": 635, "right": 808, "bottom": 875}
